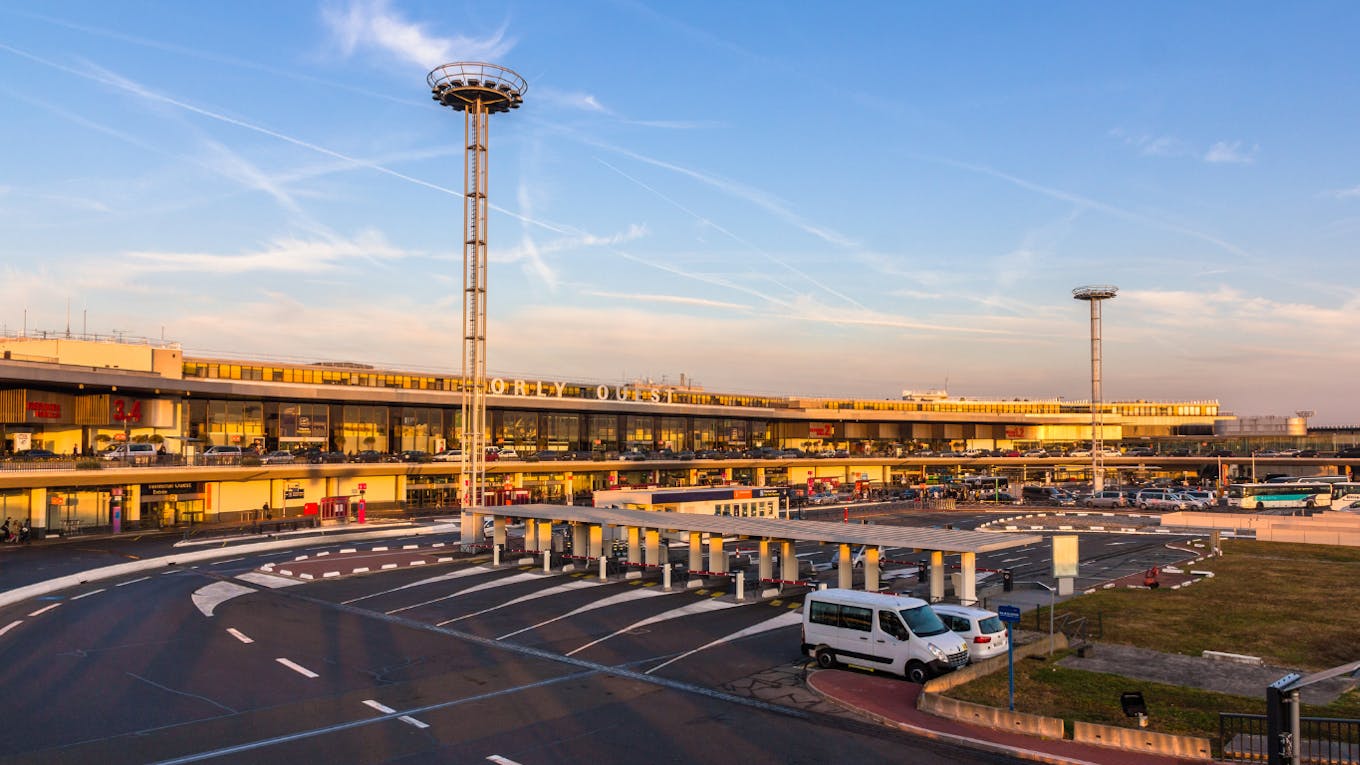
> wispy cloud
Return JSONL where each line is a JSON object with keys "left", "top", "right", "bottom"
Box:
{"left": 1109, "top": 129, "right": 1189, "bottom": 158}
{"left": 930, "top": 155, "right": 1256, "bottom": 261}
{"left": 1203, "top": 140, "right": 1258, "bottom": 164}
{"left": 1322, "top": 185, "right": 1360, "bottom": 199}
{"left": 125, "top": 230, "right": 406, "bottom": 274}
{"left": 581, "top": 290, "right": 752, "bottom": 311}
{"left": 322, "top": 0, "right": 513, "bottom": 70}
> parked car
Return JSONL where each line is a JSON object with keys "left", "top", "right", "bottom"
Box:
{"left": 15, "top": 448, "right": 60, "bottom": 460}
{"left": 617, "top": 450, "right": 647, "bottom": 462}
{"left": 1126, "top": 447, "right": 1156, "bottom": 457}
{"left": 260, "top": 450, "right": 295, "bottom": 464}
{"left": 496, "top": 448, "right": 521, "bottom": 460}
{"left": 353, "top": 449, "right": 388, "bottom": 463}
{"left": 527, "top": 450, "right": 562, "bottom": 462}
{"left": 1022, "top": 449, "right": 1048, "bottom": 458}
{"left": 975, "top": 491, "right": 1019, "bottom": 505}
{"left": 1133, "top": 489, "right": 1189, "bottom": 511}
{"left": 932, "top": 604, "right": 1009, "bottom": 662}
{"left": 202, "top": 445, "right": 243, "bottom": 463}
{"left": 1084, "top": 490, "right": 1128, "bottom": 508}
{"left": 397, "top": 450, "right": 431, "bottom": 463}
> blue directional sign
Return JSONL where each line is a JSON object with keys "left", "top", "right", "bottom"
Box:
{"left": 997, "top": 604, "right": 1021, "bottom": 624}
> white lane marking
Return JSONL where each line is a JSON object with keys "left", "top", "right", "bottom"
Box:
{"left": 487, "top": 757, "right": 522, "bottom": 765}
{"left": 193, "top": 582, "right": 258, "bottom": 617}
{"left": 0, "top": 620, "right": 22, "bottom": 636}
{"left": 341, "top": 564, "right": 496, "bottom": 604}
{"left": 116, "top": 576, "right": 151, "bottom": 587}
{"left": 226, "top": 628, "right": 254, "bottom": 644}
{"left": 1000, "top": 557, "right": 1027, "bottom": 563}
{"left": 498, "top": 587, "right": 671, "bottom": 640}
{"left": 566, "top": 598, "right": 739, "bottom": 656}
{"left": 388, "top": 572, "right": 538, "bottom": 615}
{"left": 363, "top": 699, "right": 429, "bottom": 729}
{"left": 71, "top": 588, "right": 106, "bottom": 600}
{"left": 439, "top": 579, "right": 607, "bottom": 626}
{"left": 645, "top": 610, "right": 803, "bottom": 675}
{"left": 276, "top": 658, "right": 319, "bottom": 678}
{"left": 236, "top": 571, "right": 303, "bottom": 589}
{"left": 212, "top": 558, "right": 245, "bottom": 565}
{"left": 28, "top": 604, "right": 61, "bottom": 617}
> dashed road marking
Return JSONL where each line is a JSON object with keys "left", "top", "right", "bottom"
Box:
{"left": 276, "top": 658, "right": 318, "bottom": 678}
{"left": 363, "top": 699, "right": 429, "bottom": 729}
{"left": 487, "top": 755, "right": 521, "bottom": 764}
{"left": 28, "top": 604, "right": 60, "bottom": 617}
{"left": 227, "top": 628, "right": 254, "bottom": 644}
{"left": 212, "top": 558, "right": 245, "bottom": 565}
{"left": 116, "top": 576, "right": 151, "bottom": 587}
{"left": 0, "top": 620, "right": 22, "bottom": 636}
{"left": 71, "top": 588, "right": 106, "bottom": 601}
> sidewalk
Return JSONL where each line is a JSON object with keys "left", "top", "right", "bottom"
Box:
{"left": 808, "top": 669, "right": 1209, "bottom": 765}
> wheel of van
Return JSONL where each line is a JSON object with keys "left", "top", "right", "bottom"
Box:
{"left": 906, "top": 661, "right": 930, "bottom": 684}
{"left": 814, "top": 648, "right": 837, "bottom": 669}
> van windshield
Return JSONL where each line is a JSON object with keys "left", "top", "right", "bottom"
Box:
{"left": 900, "top": 605, "right": 949, "bottom": 637}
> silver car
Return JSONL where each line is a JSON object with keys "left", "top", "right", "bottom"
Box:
{"left": 1084, "top": 490, "right": 1128, "bottom": 508}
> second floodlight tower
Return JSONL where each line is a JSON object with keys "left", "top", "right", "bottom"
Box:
{"left": 1073, "top": 285, "right": 1117, "bottom": 493}
{"left": 428, "top": 62, "right": 526, "bottom": 533}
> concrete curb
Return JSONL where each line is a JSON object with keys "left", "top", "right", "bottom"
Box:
{"left": 0, "top": 522, "right": 460, "bottom": 609}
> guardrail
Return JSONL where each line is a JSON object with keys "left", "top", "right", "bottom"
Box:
{"left": 1220, "top": 712, "right": 1360, "bottom": 763}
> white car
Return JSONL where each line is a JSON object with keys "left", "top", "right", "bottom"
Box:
{"left": 1176, "top": 492, "right": 1212, "bottom": 510}
{"left": 496, "top": 448, "right": 520, "bottom": 460}
{"left": 1133, "top": 489, "right": 1189, "bottom": 511}
{"left": 932, "top": 604, "right": 1009, "bottom": 662}
{"left": 431, "top": 449, "right": 462, "bottom": 462}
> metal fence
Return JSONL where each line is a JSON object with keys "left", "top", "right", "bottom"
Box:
{"left": 1221, "top": 712, "right": 1360, "bottom": 763}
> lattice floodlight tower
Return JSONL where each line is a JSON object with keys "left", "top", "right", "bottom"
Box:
{"left": 428, "top": 62, "right": 526, "bottom": 542}
{"left": 1073, "top": 285, "right": 1117, "bottom": 493}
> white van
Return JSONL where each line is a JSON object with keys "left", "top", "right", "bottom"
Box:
{"left": 801, "top": 589, "right": 970, "bottom": 683}
{"left": 102, "top": 442, "right": 157, "bottom": 464}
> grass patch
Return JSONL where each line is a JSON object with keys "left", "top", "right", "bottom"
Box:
{"left": 945, "top": 650, "right": 1360, "bottom": 745}
{"left": 942, "top": 539, "right": 1360, "bottom": 749}
{"left": 1032, "top": 539, "right": 1360, "bottom": 670}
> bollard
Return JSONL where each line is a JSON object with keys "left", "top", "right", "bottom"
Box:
{"left": 493, "top": 544, "right": 500, "bottom": 567}
{"left": 599, "top": 556, "right": 607, "bottom": 581}
{"left": 663, "top": 563, "right": 672, "bottom": 591}
{"left": 543, "top": 549, "right": 551, "bottom": 574}
{"left": 736, "top": 573, "right": 744, "bottom": 602}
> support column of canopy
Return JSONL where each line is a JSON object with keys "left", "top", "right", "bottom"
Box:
{"left": 588, "top": 524, "right": 603, "bottom": 559}
{"left": 572, "top": 523, "right": 587, "bottom": 561}
{"left": 492, "top": 516, "right": 506, "bottom": 551}
{"left": 524, "top": 518, "right": 539, "bottom": 553}
{"left": 757, "top": 540, "right": 772, "bottom": 583}
{"left": 644, "top": 529, "right": 661, "bottom": 568}
{"left": 688, "top": 531, "right": 703, "bottom": 588}
{"left": 624, "top": 526, "right": 642, "bottom": 579}
{"left": 837, "top": 543, "right": 853, "bottom": 590}
{"left": 863, "top": 546, "right": 881, "bottom": 592}
{"left": 959, "top": 551, "right": 977, "bottom": 606}
{"left": 929, "top": 549, "right": 945, "bottom": 602}
{"left": 708, "top": 533, "right": 728, "bottom": 574}
{"left": 780, "top": 540, "right": 798, "bottom": 584}
{"left": 536, "top": 519, "right": 553, "bottom": 553}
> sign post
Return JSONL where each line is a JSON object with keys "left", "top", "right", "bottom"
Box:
{"left": 998, "top": 604, "right": 1022, "bottom": 712}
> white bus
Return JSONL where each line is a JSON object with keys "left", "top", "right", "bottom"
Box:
{"left": 1328, "top": 482, "right": 1360, "bottom": 511}
{"left": 1226, "top": 483, "right": 1332, "bottom": 511}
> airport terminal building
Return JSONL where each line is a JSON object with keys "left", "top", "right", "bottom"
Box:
{"left": 0, "top": 335, "right": 1227, "bottom": 460}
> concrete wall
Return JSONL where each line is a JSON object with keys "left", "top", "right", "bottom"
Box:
{"left": 1162, "top": 511, "right": 1360, "bottom": 546}
{"left": 1071, "top": 721, "right": 1212, "bottom": 760}
{"left": 916, "top": 692, "right": 1065, "bottom": 739}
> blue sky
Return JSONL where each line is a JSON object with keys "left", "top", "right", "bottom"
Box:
{"left": 2, "top": 2, "right": 1359, "bottom": 423}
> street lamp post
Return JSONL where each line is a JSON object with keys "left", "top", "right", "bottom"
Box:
{"left": 1073, "top": 286, "right": 1118, "bottom": 493}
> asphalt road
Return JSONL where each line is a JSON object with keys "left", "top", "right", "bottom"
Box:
{"left": 0, "top": 543, "right": 1020, "bottom": 764}
{"left": 0, "top": 507, "right": 1207, "bottom": 764}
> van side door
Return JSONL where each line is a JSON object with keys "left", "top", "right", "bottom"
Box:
{"left": 875, "top": 609, "right": 912, "bottom": 672}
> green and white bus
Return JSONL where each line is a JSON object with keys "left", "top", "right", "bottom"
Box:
{"left": 1226, "top": 483, "right": 1332, "bottom": 511}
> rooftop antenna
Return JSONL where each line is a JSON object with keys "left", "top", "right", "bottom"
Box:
{"left": 427, "top": 61, "right": 526, "bottom": 543}
{"left": 65, "top": 298, "right": 71, "bottom": 338}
